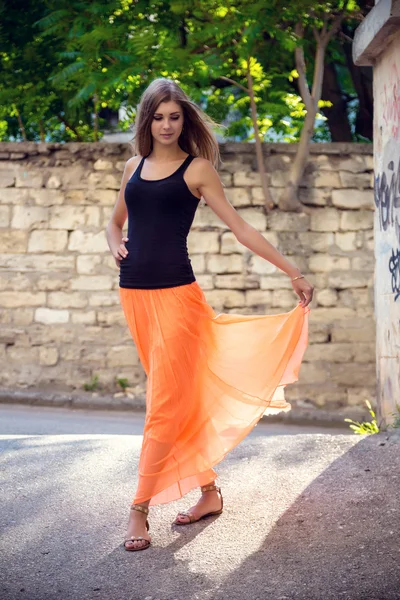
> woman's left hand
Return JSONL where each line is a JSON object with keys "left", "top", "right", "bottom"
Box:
{"left": 292, "top": 276, "right": 314, "bottom": 308}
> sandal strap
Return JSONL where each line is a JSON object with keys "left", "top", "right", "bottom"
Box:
{"left": 201, "top": 484, "right": 220, "bottom": 493}
{"left": 177, "top": 510, "right": 196, "bottom": 522}
{"left": 124, "top": 537, "right": 151, "bottom": 548}
{"left": 130, "top": 504, "right": 149, "bottom": 515}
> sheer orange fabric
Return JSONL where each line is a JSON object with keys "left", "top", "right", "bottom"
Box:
{"left": 119, "top": 281, "right": 309, "bottom": 506}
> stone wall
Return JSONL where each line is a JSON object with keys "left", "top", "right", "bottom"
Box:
{"left": 0, "top": 141, "right": 375, "bottom": 415}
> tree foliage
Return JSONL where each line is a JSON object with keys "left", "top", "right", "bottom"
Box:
{"left": 0, "top": 0, "right": 372, "bottom": 143}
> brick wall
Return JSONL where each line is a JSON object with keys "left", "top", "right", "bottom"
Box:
{"left": 0, "top": 141, "right": 375, "bottom": 415}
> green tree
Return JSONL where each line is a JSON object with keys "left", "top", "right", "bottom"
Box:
{"left": 0, "top": 0, "right": 93, "bottom": 141}
{"left": 0, "top": 0, "right": 372, "bottom": 174}
{"left": 276, "top": 0, "right": 362, "bottom": 210}
{"left": 167, "top": 0, "right": 363, "bottom": 210}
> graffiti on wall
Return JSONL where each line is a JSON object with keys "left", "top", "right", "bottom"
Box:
{"left": 381, "top": 63, "right": 400, "bottom": 139}
{"left": 374, "top": 155, "right": 400, "bottom": 241}
{"left": 375, "top": 150, "right": 400, "bottom": 301}
{"left": 389, "top": 248, "right": 400, "bottom": 301}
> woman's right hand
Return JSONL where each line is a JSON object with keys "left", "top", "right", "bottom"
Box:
{"left": 113, "top": 236, "right": 129, "bottom": 268}
{"left": 291, "top": 275, "right": 314, "bottom": 308}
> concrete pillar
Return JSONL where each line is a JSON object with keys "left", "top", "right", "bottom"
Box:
{"left": 354, "top": 0, "right": 400, "bottom": 426}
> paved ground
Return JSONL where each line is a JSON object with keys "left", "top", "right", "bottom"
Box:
{"left": 0, "top": 404, "right": 352, "bottom": 436}
{"left": 0, "top": 385, "right": 370, "bottom": 427}
{"left": 1, "top": 405, "right": 399, "bottom": 600}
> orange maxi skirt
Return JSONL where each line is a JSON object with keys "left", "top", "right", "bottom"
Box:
{"left": 119, "top": 281, "right": 309, "bottom": 506}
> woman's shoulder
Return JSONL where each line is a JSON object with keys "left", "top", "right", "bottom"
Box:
{"left": 123, "top": 155, "right": 143, "bottom": 179}
{"left": 190, "top": 155, "right": 211, "bottom": 166}
{"left": 190, "top": 155, "right": 215, "bottom": 174}
{"left": 186, "top": 155, "right": 219, "bottom": 190}
{"left": 126, "top": 155, "right": 143, "bottom": 169}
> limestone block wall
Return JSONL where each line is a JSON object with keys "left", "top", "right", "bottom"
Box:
{"left": 0, "top": 142, "right": 375, "bottom": 414}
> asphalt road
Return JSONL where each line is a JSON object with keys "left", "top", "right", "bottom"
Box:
{"left": 1, "top": 404, "right": 399, "bottom": 600}
{"left": 0, "top": 404, "right": 352, "bottom": 436}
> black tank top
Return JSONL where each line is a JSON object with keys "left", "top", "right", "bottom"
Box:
{"left": 119, "top": 153, "right": 200, "bottom": 289}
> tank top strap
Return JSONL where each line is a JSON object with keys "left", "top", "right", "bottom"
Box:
{"left": 137, "top": 155, "right": 146, "bottom": 177}
{"left": 177, "top": 154, "right": 195, "bottom": 176}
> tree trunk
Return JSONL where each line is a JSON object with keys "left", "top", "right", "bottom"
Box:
{"left": 93, "top": 93, "right": 99, "bottom": 142}
{"left": 279, "top": 107, "right": 317, "bottom": 211}
{"left": 246, "top": 63, "right": 274, "bottom": 211}
{"left": 279, "top": 34, "right": 326, "bottom": 211}
{"left": 342, "top": 40, "right": 373, "bottom": 140}
{"left": 39, "top": 119, "right": 45, "bottom": 143}
{"left": 279, "top": 13, "right": 344, "bottom": 211}
{"left": 15, "top": 106, "right": 27, "bottom": 141}
{"left": 280, "top": 14, "right": 344, "bottom": 211}
{"left": 353, "top": 66, "right": 373, "bottom": 140}
{"left": 321, "top": 61, "right": 353, "bottom": 142}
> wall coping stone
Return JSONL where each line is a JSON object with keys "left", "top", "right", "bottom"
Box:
{"left": 353, "top": 0, "right": 400, "bottom": 66}
{"left": 0, "top": 141, "right": 373, "bottom": 160}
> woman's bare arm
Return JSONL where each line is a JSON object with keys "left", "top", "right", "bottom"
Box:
{"left": 106, "top": 156, "right": 140, "bottom": 267}
{"left": 192, "top": 158, "right": 314, "bottom": 307}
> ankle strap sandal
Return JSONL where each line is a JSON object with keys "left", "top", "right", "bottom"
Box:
{"left": 130, "top": 504, "right": 149, "bottom": 516}
{"left": 200, "top": 484, "right": 221, "bottom": 493}
{"left": 124, "top": 504, "right": 151, "bottom": 551}
{"left": 174, "top": 485, "right": 223, "bottom": 525}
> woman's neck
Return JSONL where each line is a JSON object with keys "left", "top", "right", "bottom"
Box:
{"left": 149, "top": 142, "right": 186, "bottom": 162}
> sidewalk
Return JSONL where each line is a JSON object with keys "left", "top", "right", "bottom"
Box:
{"left": 1, "top": 418, "right": 399, "bottom": 599}
{"left": 0, "top": 385, "right": 366, "bottom": 428}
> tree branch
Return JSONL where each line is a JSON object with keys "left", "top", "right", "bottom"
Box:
{"left": 16, "top": 106, "right": 27, "bottom": 141}
{"left": 219, "top": 75, "right": 249, "bottom": 94}
{"left": 294, "top": 24, "right": 312, "bottom": 111}
{"left": 179, "top": 18, "right": 187, "bottom": 48}
{"left": 245, "top": 57, "right": 274, "bottom": 211}
{"left": 321, "top": 13, "right": 328, "bottom": 38}
{"left": 190, "top": 42, "right": 219, "bottom": 55}
{"left": 103, "top": 53, "right": 117, "bottom": 64}
{"left": 57, "top": 114, "right": 82, "bottom": 139}
{"left": 311, "top": 13, "right": 345, "bottom": 103}
{"left": 325, "top": 13, "right": 345, "bottom": 44}
{"left": 39, "top": 118, "right": 45, "bottom": 143}
{"left": 187, "top": 10, "right": 213, "bottom": 24}
{"left": 339, "top": 31, "right": 354, "bottom": 43}
{"left": 311, "top": 38, "right": 327, "bottom": 106}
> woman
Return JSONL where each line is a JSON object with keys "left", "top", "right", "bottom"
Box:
{"left": 106, "top": 78, "right": 313, "bottom": 552}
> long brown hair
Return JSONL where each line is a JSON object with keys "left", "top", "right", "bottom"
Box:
{"left": 131, "top": 78, "right": 222, "bottom": 169}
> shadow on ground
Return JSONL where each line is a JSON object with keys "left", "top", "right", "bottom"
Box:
{"left": 212, "top": 433, "right": 400, "bottom": 600}
{"left": 1, "top": 432, "right": 399, "bottom": 600}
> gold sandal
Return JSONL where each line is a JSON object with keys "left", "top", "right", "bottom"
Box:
{"left": 124, "top": 504, "right": 151, "bottom": 551}
{"left": 174, "top": 484, "right": 223, "bottom": 525}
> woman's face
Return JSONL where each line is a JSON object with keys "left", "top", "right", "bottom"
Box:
{"left": 150, "top": 100, "right": 184, "bottom": 146}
